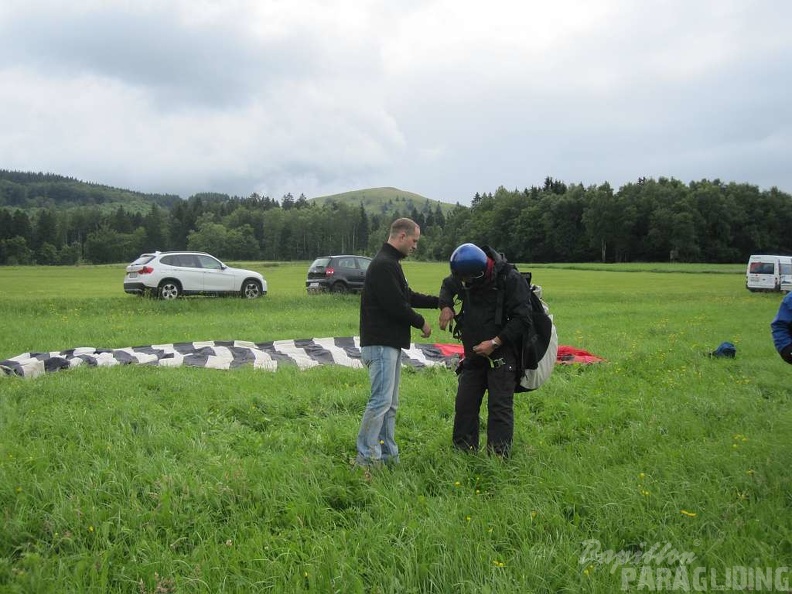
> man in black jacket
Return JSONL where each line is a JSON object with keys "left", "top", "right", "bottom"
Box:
{"left": 438, "top": 243, "right": 531, "bottom": 457}
{"left": 356, "top": 218, "right": 439, "bottom": 467}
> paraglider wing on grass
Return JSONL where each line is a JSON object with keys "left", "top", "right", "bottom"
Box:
{"left": 0, "top": 337, "right": 603, "bottom": 379}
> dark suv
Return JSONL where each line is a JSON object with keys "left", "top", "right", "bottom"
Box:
{"left": 306, "top": 255, "right": 372, "bottom": 294}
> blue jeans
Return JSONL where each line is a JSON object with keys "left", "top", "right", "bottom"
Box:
{"left": 356, "top": 345, "right": 402, "bottom": 465}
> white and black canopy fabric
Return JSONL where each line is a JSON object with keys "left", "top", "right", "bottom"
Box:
{"left": 0, "top": 337, "right": 464, "bottom": 379}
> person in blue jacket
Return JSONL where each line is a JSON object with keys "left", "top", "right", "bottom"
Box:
{"left": 771, "top": 292, "right": 792, "bottom": 364}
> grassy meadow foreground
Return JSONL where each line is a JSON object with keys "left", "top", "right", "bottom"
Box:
{"left": 0, "top": 262, "right": 790, "bottom": 593}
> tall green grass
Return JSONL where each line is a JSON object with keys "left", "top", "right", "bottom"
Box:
{"left": 0, "top": 262, "right": 790, "bottom": 593}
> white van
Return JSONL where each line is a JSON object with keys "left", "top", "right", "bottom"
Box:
{"left": 746, "top": 254, "right": 792, "bottom": 292}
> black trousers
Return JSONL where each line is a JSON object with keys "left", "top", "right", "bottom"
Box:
{"left": 452, "top": 347, "right": 517, "bottom": 456}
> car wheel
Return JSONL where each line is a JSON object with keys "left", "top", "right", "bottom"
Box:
{"left": 241, "top": 280, "right": 262, "bottom": 299}
{"left": 331, "top": 282, "right": 348, "bottom": 294}
{"left": 158, "top": 281, "right": 181, "bottom": 300}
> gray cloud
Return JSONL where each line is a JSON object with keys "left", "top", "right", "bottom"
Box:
{"left": 0, "top": 0, "right": 790, "bottom": 203}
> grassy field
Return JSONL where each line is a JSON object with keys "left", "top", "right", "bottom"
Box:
{"left": 0, "top": 262, "right": 790, "bottom": 593}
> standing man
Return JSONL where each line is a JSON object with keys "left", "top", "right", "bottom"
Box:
{"left": 356, "top": 218, "right": 439, "bottom": 467}
{"left": 771, "top": 291, "right": 792, "bottom": 364}
{"left": 438, "top": 243, "right": 532, "bottom": 457}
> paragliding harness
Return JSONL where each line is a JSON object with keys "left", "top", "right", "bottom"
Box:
{"left": 498, "top": 267, "right": 559, "bottom": 392}
{"left": 450, "top": 265, "right": 558, "bottom": 392}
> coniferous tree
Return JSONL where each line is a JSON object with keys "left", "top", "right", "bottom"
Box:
{"left": 0, "top": 210, "right": 13, "bottom": 241}
{"left": 11, "top": 210, "right": 33, "bottom": 243}
{"left": 33, "top": 209, "right": 60, "bottom": 250}
{"left": 142, "top": 204, "right": 167, "bottom": 251}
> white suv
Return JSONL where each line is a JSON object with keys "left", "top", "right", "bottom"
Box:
{"left": 124, "top": 251, "right": 267, "bottom": 300}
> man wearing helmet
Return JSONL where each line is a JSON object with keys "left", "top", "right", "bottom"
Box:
{"left": 438, "top": 243, "right": 532, "bottom": 457}
{"left": 356, "top": 218, "right": 439, "bottom": 468}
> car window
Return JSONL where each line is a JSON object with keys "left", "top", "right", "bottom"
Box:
{"left": 196, "top": 255, "right": 223, "bottom": 270}
{"left": 357, "top": 258, "right": 371, "bottom": 271}
{"left": 310, "top": 258, "right": 331, "bottom": 268}
{"left": 750, "top": 262, "right": 774, "bottom": 274}
{"left": 185, "top": 255, "right": 203, "bottom": 268}
{"left": 337, "top": 258, "right": 356, "bottom": 269}
{"left": 164, "top": 254, "right": 194, "bottom": 267}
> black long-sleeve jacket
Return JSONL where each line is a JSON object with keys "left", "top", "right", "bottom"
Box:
{"left": 359, "top": 242, "right": 439, "bottom": 349}
{"left": 438, "top": 247, "right": 532, "bottom": 358}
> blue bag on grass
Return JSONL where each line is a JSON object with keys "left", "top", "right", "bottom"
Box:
{"left": 710, "top": 341, "right": 736, "bottom": 358}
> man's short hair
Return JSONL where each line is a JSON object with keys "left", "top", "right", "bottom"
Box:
{"left": 389, "top": 218, "right": 418, "bottom": 238}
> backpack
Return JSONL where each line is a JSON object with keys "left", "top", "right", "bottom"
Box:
{"left": 496, "top": 268, "right": 559, "bottom": 392}
{"left": 709, "top": 341, "right": 736, "bottom": 358}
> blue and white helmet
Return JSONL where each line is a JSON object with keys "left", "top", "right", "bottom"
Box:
{"left": 449, "top": 243, "right": 487, "bottom": 279}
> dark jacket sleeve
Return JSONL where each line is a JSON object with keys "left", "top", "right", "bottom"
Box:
{"left": 409, "top": 288, "right": 440, "bottom": 311}
{"left": 439, "top": 275, "right": 460, "bottom": 309}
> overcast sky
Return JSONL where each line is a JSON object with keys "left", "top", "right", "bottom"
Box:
{"left": 1, "top": 0, "right": 790, "bottom": 205}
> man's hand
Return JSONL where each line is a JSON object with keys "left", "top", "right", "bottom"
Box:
{"left": 439, "top": 306, "right": 455, "bottom": 331}
{"left": 472, "top": 340, "right": 496, "bottom": 357}
{"left": 421, "top": 322, "right": 432, "bottom": 338}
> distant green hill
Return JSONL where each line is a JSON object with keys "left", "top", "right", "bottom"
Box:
{"left": 0, "top": 169, "right": 464, "bottom": 220}
{"left": 310, "top": 187, "right": 460, "bottom": 219}
{"left": 0, "top": 170, "right": 181, "bottom": 214}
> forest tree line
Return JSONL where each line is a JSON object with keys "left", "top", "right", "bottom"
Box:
{"left": 0, "top": 176, "right": 790, "bottom": 265}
